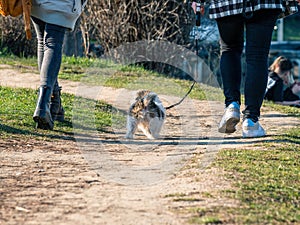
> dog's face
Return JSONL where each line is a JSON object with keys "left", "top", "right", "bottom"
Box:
{"left": 125, "top": 90, "right": 165, "bottom": 139}
{"left": 130, "top": 90, "right": 163, "bottom": 118}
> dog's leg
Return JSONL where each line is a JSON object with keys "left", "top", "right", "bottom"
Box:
{"left": 125, "top": 116, "right": 137, "bottom": 139}
{"left": 138, "top": 122, "right": 155, "bottom": 139}
{"left": 149, "top": 117, "right": 164, "bottom": 139}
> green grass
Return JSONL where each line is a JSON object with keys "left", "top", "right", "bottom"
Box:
{"left": 0, "top": 55, "right": 299, "bottom": 224}
{"left": 215, "top": 133, "right": 300, "bottom": 224}
{"left": 60, "top": 57, "right": 223, "bottom": 101}
{"left": 263, "top": 100, "right": 300, "bottom": 118}
{"left": 0, "top": 52, "right": 37, "bottom": 69}
{"left": 0, "top": 54, "right": 223, "bottom": 139}
{"left": 179, "top": 126, "right": 300, "bottom": 224}
{"left": 188, "top": 215, "right": 223, "bottom": 225}
{"left": 0, "top": 54, "right": 224, "bottom": 101}
{"left": 166, "top": 102, "right": 300, "bottom": 224}
{"left": 0, "top": 86, "right": 121, "bottom": 139}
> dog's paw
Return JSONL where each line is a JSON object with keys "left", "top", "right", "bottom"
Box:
{"left": 145, "top": 134, "right": 155, "bottom": 140}
{"left": 152, "top": 134, "right": 161, "bottom": 139}
{"left": 125, "top": 134, "right": 134, "bottom": 139}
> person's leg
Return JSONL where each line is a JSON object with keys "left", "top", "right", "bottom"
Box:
{"left": 45, "top": 24, "right": 66, "bottom": 121}
{"left": 216, "top": 15, "right": 244, "bottom": 133}
{"left": 39, "top": 23, "right": 66, "bottom": 90}
{"left": 242, "top": 9, "right": 280, "bottom": 137}
{"left": 216, "top": 15, "right": 244, "bottom": 106}
{"left": 44, "top": 25, "right": 66, "bottom": 121}
{"left": 32, "top": 21, "right": 66, "bottom": 129}
{"left": 243, "top": 9, "right": 281, "bottom": 121}
{"left": 31, "top": 17, "right": 63, "bottom": 105}
{"left": 31, "top": 17, "right": 45, "bottom": 72}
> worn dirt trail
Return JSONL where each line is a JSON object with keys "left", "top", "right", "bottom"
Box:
{"left": 0, "top": 65, "right": 299, "bottom": 224}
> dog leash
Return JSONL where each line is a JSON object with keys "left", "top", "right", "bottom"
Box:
{"left": 165, "top": 80, "right": 196, "bottom": 110}
{"left": 165, "top": 1, "right": 203, "bottom": 110}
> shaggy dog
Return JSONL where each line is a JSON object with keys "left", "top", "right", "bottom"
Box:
{"left": 125, "top": 90, "right": 165, "bottom": 139}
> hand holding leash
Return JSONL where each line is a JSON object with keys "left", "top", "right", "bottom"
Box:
{"left": 191, "top": 1, "right": 205, "bottom": 26}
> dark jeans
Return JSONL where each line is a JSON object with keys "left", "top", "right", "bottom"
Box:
{"left": 216, "top": 9, "right": 280, "bottom": 121}
{"left": 31, "top": 17, "right": 66, "bottom": 92}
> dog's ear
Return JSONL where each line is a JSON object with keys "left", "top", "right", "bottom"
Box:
{"left": 152, "top": 95, "right": 165, "bottom": 113}
{"left": 136, "top": 90, "right": 145, "bottom": 100}
{"left": 142, "top": 92, "right": 158, "bottom": 107}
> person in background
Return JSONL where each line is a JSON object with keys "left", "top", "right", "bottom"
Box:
{"left": 283, "top": 59, "right": 297, "bottom": 89}
{"left": 203, "top": 0, "right": 299, "bottom": 138}
{"left": 292, "top": 60, "right": 299, "bottom": 82}
{"left": 283, "top": 81, "right": 300, "bottom": 107}
{"left": 31, "top": 0, "right": 87, "bottom": 130}
{"left": 265, "top": 56, "right": 300, "bottom": 106}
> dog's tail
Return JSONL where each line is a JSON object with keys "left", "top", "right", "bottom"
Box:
{"left": 165, "top": 81, "right": 196, "bottom": 110}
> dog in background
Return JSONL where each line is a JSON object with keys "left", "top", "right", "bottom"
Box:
{"left": 125, "top": 90, "right": 166, "bottom": 139}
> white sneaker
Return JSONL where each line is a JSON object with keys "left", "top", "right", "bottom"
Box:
{"left": 242, "top": 118, "right": 266, "bottom": 138}
{"left": 218, "top": 102, "right": 240, "bottom": 134}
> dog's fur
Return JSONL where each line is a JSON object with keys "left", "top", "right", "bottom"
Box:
{"left": 125, "top": 90, "right": 166, "bottom": 139}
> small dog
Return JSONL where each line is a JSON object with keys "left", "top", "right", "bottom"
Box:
{"left": 125, "top": 90, "right": 166, "bottom": 139}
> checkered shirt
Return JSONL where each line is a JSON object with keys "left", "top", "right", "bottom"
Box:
{"left": 208, "top": 0, "right": 298, "bottom": 19}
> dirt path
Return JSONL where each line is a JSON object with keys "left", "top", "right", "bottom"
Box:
{"left": 0, "top": 65, "right": 299, "bottom": 224}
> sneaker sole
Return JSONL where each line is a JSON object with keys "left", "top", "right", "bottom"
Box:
{"left": 218, "top": 117, "right": 240, "bottom": 134}
{"left": 242, "top": 130, "right": 266, "bottom": 138}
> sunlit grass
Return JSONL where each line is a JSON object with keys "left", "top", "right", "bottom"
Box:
{"left": 0, "top": 86, "right": 122, "bottom": 139}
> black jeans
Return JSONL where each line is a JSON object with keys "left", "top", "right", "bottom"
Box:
{"left": 216, "top": 9, "right": 280, "bottom": 121}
